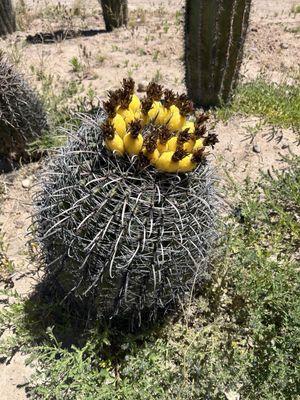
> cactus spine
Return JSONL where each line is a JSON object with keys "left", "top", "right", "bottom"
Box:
{"left": 0, "top": 53, "right": 48, "bottom": 170}
{"left": 100, "top": 0, "right": 128, "bottom": 31}
{"left": 185, "top": 0, "right": 252, "bottom": 107}
{"left": 0, "top": 0, "right": 16, "bottom": 36}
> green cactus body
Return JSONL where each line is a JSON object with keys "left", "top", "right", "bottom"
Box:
{"left": 0, "top": 53, "right": 48, "bottom": 170}
{"left": 0, "top": 0, "right": 16, "bottom": 36}
{"left": 35, "top": 112, "right": 217, "bottom": 328}
{"left": 100, "top": 0, "right": 128, "bottom": 31}
{"left": 185, "top": 0, "right": 252, "bottom": 107}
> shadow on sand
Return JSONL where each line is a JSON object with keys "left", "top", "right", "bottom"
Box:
{"left": 26, "top": 28, "right": 106, "bottom": 45}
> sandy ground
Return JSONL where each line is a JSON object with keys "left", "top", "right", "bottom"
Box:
{"left": 0, "top": 0, "right": 300, "bottom": 399}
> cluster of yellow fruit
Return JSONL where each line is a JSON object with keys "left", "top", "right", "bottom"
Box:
{"left": 101, "top": 79, "right": 218, "bottom": 173}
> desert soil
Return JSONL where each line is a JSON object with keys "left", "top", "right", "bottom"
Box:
{"left": 0, "top": 0, "right": 300, "bottom": 399}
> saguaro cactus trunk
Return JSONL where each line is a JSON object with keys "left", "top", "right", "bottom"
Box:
{"left": 0, "top": 0, "right": 16, "bottom": 36}
{"left": 185, "top": 0, "right": 252, "bottom": 108}
{"left": 100, "top": 0, "right": 128, "bottom": 32}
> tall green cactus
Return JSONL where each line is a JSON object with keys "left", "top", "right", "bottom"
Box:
{"left": 100, "top": 0, "right": 128, "bottom": 32}
{"left": 185, "top": 0, "right": 252, "bottom": 107}
{"left": 0, "top": 0, "right": 16, "bottom": 36}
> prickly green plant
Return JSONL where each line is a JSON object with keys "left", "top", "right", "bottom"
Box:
{"left": 100, "top": 0, "right": 128, "bottom": 32}
{"left": 0, "top": 53, "right": 48, "bottom": 170}
{"left": 0, "top": 0, "right": 16, "bottom": 36}
{"left": 185, "top": 0, "right": 252, "bottom": 107}
{"left": 35, "top": 80, "right": 218, "bottom": 329}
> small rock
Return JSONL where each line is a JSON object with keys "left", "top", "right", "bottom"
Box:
{"left": 280, "top": 43, "right": 288, "bottom": 49}
{"left": 21, "top": 178, "right": 32, "bottom": 189}
{"left": 137, "top": 81, "right": 147, "bottom": 92}
{"left": 252, "top": 144, "right": 261, "bottom": 153}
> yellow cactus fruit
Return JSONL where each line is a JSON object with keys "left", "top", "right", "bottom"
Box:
{"left": 177, "top": 154, "right": 196, "bottom": 173}
{"left": 124, "top": 134, "right": 143, "bottom": 156}
{"left": 183, "top": 139, "right": 195, "bottom": 153}
{"left": 148, "top": 101, "right": 167, "bottom": 125}
{"left": 124, "top": 120, "right": 144, "bottom": 156}
{"left": 105, "top": 134, "right": 125, "bottom": 155}
{"left": 178, "top": 148, "right": 204, "bottom": 173}
{"left": 193, "top": 138, "right": 204, "bottom": 151}
{"left": 143, "top": 148, "right": 160, "bottom": 164}
{"left": 166, "top": 136, "right": 178, "bottom": 151}
{"left": 154, "top": 151, "right": 179, "bottom": 173}
{"left": 155, "top": 148, "right": 188, "bottom": 173}
{"left": 170, "top": 104, "right": 180, "bottom": 114}
{"left": 156, "top": 141, "right": 168, "bottom": 153}
{"left": 117, "top": 107, "right": 135, "bottom": 124}
{"left": 181, "top": 120, "right": 195, "bottom": 133}
{"left": 129, "top": 94, "right": 141, "bottom": 112}
{"left": 143, "top": 130, "right": 161, "bottom": 162}
{"left": 156, "top": 125, "right": 172, "bottom": 153}
{"left": 176, "top": 129, "right": 192, "bottom": 152}
{"left": 101, "top": 120, "right": 125, "bottom": 156}
{"left": 167, "top": 106, "right": 186, "bottom": 131}
{"left": 110, "top": 114, "right": 127, "bottom": 138}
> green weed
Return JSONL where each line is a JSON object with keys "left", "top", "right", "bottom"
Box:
{"left": 217, "top": 78, "right": 300, "bottom": 132}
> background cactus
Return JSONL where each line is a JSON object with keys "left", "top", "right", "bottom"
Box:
{"left": 100, "top": 0, "right": 128, "bottom": 31}
{"left": 0, "top": 53, "right": 48, "bottom": 170}
{"left": 185, "top": 0, "right": 252, "bottom": 107}
{"left": 0, "top": 0, "right": 16, "bottom": 36}
{"left": 35, "top": 81, "right": 218, "bottom": 328}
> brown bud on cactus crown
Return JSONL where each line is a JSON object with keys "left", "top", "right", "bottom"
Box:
{"left": 122, "top": 77, "right": 135, "bottom": 95}
{"left": 146, "top": 82, "right": 163, "bottom": 101}
{"left": 194, "top": 125, "right": 206, "bottom": 139}
{"left": 195, "top": 113, "right": 210, "bottom": 127}
{"left": 177, "top": 129, "right": 192, "bottom": 144}
{"left": 163, "top": 89, "right": 177, "bottom": 109}
{"left": 176, "top": 93, "right": 194, "bottom": 116}
{"left": 103, "top": 99, "right": 116, "bottom": 118}
{"left": 141, "top": 96, "right": 153, "bottom": 114}
{"left": 119, "top": 90, "right": 131, "bottom": 109}
{"left": 192, "top": 148, "right": 205, "bottom": 163}
{"left": 144, "top": 131, "right": 158, "bottom": 153}
{"left": 172, "top": 148, "right": 188, "bottom": 162}
{"left": 203, "top": 133, "right": 219, "bottom": 148}
{"left": 128, "top": 120, "right": 142, "bottom": 138}
{"left": 158, "top": 125, "right": 172, "bottom": 144}
{"left": 101, "top": 120, "right": 115, "bottom": 140}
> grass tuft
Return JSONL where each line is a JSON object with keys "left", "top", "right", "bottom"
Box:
{"left": 217, "top": 77, "right": 300, "bottom": 131}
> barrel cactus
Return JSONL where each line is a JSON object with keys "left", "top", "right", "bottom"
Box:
{"left": 0, "top": 53, "right": 48, "bottom": 170}
{"left": 185, "top": 0, "right": 252, "bottom": 107}
{"left": 0, "top": 0, "right": 16, "bottom": 36}
{"left": 35, "top": 79, "right": 218, "bottom": 328}
{"left": 100, "top": 0, "right": 128, "bottom": 31}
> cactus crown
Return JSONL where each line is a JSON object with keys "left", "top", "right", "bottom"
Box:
{"left": 102, "top": 79, "right": 218, "bottom": 174}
